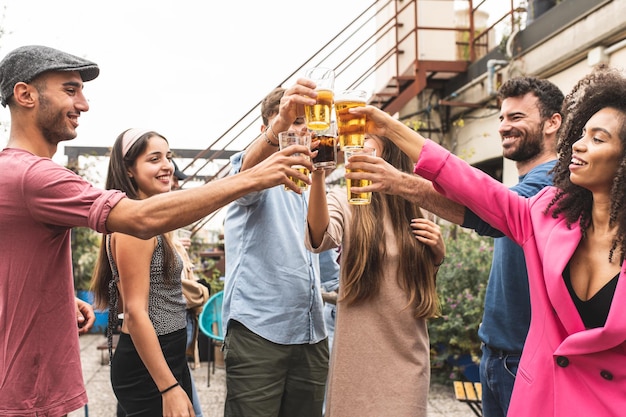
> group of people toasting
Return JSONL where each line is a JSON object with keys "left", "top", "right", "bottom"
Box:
{"left": 222, "top": 64, "right": 626, "bottom": 417}
{"left": 1, "top": 41, "right": 626, "bottom": 417}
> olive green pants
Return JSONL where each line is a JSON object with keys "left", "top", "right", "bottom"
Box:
{"left": 223, "top": 320, "right": 329, "bottom": 417}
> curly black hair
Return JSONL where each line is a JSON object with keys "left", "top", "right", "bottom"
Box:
{"left": 546, "top": 65, "right": 626, "bottom": 261}
{"left": 498, "top": 76, "right": 564, "bottom": 120}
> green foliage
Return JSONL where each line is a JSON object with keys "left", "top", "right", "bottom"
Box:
{"left": 429, "top": 225, "right": 493, "bottom": 379}
{"left": 187, "top": 237, "right": 224, "bottom": 294}
{"left": 199, "top": 257, "right": 224, "bottom": 294}
{"left": 71, "top": 227, "right": 101, "bottom": 290}
{"left": 68, "top": 157, "right": 104, "bottom": 291}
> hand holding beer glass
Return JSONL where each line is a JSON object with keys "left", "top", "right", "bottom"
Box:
{"left": 312, "top": 121, "right": 338, "bottom": 170}
{"left": 304, "top": 67, "right": 335, "bottom": 131}
{"left": 278, "top": 131, "right": 312, "bottom": 191}
{"left": 335, "top": 89, "right": 368, "bottom": 149}
{"left": 345, "top": 147, "right": 376, "bottom": 205}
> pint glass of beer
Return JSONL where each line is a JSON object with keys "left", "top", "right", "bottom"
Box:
{"left": 304, "top": 67, "right": 335, "bottom": 131}
{"left": 312, "top": 121, "right": 338, "bottom": 170}
{"left": 344, "top": 146, "right": 376, "bottom": 205}
{"left": 335, "top": 89, "right": 368, "bottom": 149}
{"left": 278, "top": 131, "right": 312, "bottom": 191}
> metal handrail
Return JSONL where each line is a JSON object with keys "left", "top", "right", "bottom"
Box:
{"left": 184, "top": 0, "right": 519, "bottom": 234}
{"left": 180, "top": 0, "right": 380, "bottom": 188}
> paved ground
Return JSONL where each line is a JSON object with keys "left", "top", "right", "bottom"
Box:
{"left": 69, "top": 333, "right": 476, "bottom": 417}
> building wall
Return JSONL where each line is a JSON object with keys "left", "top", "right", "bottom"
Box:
{"left": 385, "top": 0, "right": 626, "bottom": 187}
{"left": 376, "top": 0, "right": 626, "bottom": 185}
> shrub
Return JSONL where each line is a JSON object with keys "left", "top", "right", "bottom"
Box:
{"left": 429, "top": 225, "right": 493, "bottom": 381}
{"left": 71, "top": 227, "right": 101, "bottom": 291}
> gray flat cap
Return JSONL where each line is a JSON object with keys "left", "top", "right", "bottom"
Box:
{"left": 0, "top": 45, "right": 99, "bottom": 107}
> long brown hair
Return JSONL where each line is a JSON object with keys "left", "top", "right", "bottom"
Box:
{"left": 90, "top": 129, "right": 178, "bottom": 310}
{"left": 341, "top": 136, "right": 440, "bottom": 318}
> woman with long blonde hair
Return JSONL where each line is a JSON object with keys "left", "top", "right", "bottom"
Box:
{"left": 306, "top": 135, "right": 445, "bottom": 417}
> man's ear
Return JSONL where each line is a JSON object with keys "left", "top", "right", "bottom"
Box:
{"left": 544, "top": 112, "right": 562, "bottom": 136}
{"left": 12, "top": 82, "right": 37, "bottom": 108}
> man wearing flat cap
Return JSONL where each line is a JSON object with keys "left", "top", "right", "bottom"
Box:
{"left": 0, "top": 45, "right": 313, "bottom": 416}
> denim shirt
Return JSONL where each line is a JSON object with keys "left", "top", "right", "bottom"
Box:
{"left": 463, "top": 160, "right": 556, "bottom": 352}
{"left": 319, "top": 247, "right": 340, "bottom": 293}
{"left": 222, "top": 151, "right": 326, "bottom": 345}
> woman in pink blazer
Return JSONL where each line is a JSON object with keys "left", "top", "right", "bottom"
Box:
{"left": 347, "top": 66, "right": 626, "bottom": 417}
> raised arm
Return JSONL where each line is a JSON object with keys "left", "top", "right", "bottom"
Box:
{"left": 241, "top": 78, "right": 317, "bottom": 171}
{"left": 345, "top": 151, "right": 466, "bottom": 225}
{"left": 307, "top": 169, "right": 330, "bottom": 248}
{"left": 348, "top": 105, "right": 428, "bottom": 162}
{"left": 106, "top": 144, "right": 313, "bottom": 239}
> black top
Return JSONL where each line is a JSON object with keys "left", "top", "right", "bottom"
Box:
{"left": 563, "top": 263, "right": 619, "bottom": 329}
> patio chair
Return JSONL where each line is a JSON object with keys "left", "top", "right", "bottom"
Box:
{"left": 198, "top": 290, "right": 224, "bottom": 387}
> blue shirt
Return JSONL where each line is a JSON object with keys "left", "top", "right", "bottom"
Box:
{"left": 222, "top": 151, "right": 326, "bottom": 345}
{"left": 319, "top": 247, "right": 340, "bottom": 293}
{"left": 463, "top": 160, "right": 556, "bottom": 353}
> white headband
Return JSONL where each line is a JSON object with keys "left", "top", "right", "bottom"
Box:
{"left": 121, "top": 128, "right": 152, "bottom": 156}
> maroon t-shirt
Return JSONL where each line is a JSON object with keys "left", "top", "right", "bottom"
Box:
{"left": 0, "top": 148, "right": 125, "bottom": 416}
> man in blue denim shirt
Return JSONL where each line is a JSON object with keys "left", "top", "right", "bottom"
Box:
{"left": 465, "top": 78, "right": 563, "bottom": 417}
{"left": 222, "top": 82, "right": 328, "bottom": 417}
{"left": 344, "top": 77, "right": 563, "bottom": 417}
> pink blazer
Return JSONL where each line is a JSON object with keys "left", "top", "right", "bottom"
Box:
{"left": 416, "top": 140, "right": 626, "bottom": 417}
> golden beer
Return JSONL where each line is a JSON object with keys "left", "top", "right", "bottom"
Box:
{"left": 346, "top": 175, "right": 372, "bottom": 205}
{"left": 344, "top": 146, "right": 375, "bottom": 204}
{"left": 286, "top": 166, "right": 310, "bottom": 191}
{"left": 304, "top": 89, "right": 334, "bottom": 131}
{"left": 335, "top": 90, "right": 367, "bottom": 149}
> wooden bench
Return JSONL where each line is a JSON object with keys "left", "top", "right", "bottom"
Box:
{"left": 96, "top": 334, "right": 119, "bottom": 365}
{"left": 453, "top": 380, "right": 482, "bottom": 416}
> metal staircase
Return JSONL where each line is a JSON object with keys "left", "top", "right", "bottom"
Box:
{"left": 178, "top": 0, "right": 522, "bottom": 232}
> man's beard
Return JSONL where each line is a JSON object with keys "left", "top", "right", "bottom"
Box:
{"left": 503, "top": 122, "right": 544, "bottom": 162}
{"left": 37, "top": 94, "right": 77, "bottom": 145}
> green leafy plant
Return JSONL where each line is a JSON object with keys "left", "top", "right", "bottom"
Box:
{"left": 67, "top": 157, "right": 104, "bottom": 292}
{"left": 199, "top": 257, "right": 224, "bottom": 294}
{"left": 71, "top": 227, "right": 101, "bottom": 291}
{"left": 429, "top": 225, "right": 493, "bottom": 381}
{"left": 187, "top": 236, "right": 224, "bottom": 294}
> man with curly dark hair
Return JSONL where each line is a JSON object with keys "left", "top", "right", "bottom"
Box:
{"left": 467, "top": 77, "right": 564, "bottom": 417}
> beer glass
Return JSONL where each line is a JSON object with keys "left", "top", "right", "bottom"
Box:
{"left": 278, "top": 131, "right": 312, "bottom": 191}
{"left": 345, "top": 147, "right": 376, "bottom": 205}
{"left": 312, "top": 121, "right": 337, "bottom": 169}
{"left": 304, "top": 67, "right": 335, "bottom": 131}
{"left": 335, "top": 89, "right": 367, "bottom": 149}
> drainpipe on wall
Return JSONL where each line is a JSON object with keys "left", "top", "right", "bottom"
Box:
{"left": 487, "top": 59, "right": 509, "bottom": 95}
{"left": 588, "top": 38, "right": 626, "bottom": 66}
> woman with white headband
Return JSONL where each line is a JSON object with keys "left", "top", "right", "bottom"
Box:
{"left": 92, "top": 128, "right": 195, "bottom": 416}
